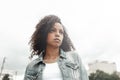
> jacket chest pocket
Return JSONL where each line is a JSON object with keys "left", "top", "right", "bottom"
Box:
{"left": 26, "top": 70, "right": 38, "bottom": 80}
{"left": 26, "top": 68, "right": 43, "bottom": 80}
{"left": 65, "top": 62, "right": 80, "bottom": 80}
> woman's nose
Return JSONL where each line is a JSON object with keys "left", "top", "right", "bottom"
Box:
{"left": 55, "top": 31, "right": 60, "bottom": 37}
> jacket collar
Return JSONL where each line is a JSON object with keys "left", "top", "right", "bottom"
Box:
{"left": 38, "top": 50, "right": 44, "bottom": 62}
{"left": 59, "top": 49, "right": 67, "bottom": 59}
{"left": 37, "top": 49, "right": 67, "bottom": 62}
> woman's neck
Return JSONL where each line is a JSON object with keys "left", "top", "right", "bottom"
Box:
{"left": 44, "top": 46, "right": 60, "bottom": 63}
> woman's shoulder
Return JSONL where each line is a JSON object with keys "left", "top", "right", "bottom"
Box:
{"left": 26, "top": 57, "right": 41, "bottom": 69}
{"left": 65, "top": 50, "right": 82, "bottom": 62}
{"left": 66, "top": 50, "right": 80, "bottom": 58}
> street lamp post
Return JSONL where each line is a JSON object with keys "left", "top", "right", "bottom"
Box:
{"left": 0, "top": 57, "right": 6, "bottom": 78}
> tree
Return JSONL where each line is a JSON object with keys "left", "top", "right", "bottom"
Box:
{"left": 110, "top": 72, "right": 120, "bottom": 80}
{"left": 2, "top": 74, "right": 10, "bottom": 80}
{"left": 89, "top": 70, "right": 120, "bottom": 80}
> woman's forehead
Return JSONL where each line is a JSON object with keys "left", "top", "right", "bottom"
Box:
{"left": 52, "top": 22, "right": 63, "bottom": 30}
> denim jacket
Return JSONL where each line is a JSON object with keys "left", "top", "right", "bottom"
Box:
{"left": 24, "top": 49, "right": 89, "bottom": 80}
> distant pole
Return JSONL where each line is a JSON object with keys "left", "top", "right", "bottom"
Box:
{"left": 0, "top": 57, "right": 6, "bottom": 77}
{"left": 15, "top": 71, "right": 17, "bottom": 80}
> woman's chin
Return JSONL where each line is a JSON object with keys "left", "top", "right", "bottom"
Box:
{"left": 52, "top": 44, "right": 61, "bottom": 48}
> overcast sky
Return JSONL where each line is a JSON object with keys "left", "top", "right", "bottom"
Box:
{"left": 0, "top": 0, "right": 120, "bottom": 80}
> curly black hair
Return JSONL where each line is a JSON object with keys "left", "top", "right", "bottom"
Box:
{"left": 29, "top": 15, "right": 75, "bottom": 58}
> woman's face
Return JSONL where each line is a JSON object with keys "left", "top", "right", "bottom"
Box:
{"left": 46, "top": 22, "right": 64, "bottom": 48}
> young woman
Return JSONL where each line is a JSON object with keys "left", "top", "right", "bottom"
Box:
{"left": 24, "top": 15, "right": 89, "bottom": 80}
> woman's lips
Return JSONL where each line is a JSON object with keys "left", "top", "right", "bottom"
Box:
{"left": 54, "top": 38, "right": 60, "bottom": 42}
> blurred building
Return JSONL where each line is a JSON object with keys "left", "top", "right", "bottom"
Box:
{"left": 88, "top": 60, "right": 117, "bottom": 75}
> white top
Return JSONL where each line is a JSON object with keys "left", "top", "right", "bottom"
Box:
{"left": 42, "top": 62, "right": 63, "bottom": 80}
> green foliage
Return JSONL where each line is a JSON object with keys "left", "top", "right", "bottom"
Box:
{"left": 2, "top": 74, "right": 10, "bottom": 80}
{"left": 89, "top": 70, "right": 120, "bottom": 80}
{"left": 110, "top": 72, "right": 120, "bottom": 80}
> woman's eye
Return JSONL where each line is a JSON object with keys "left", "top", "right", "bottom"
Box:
{"left": 59, "top": 30, "right": 64, "bottom": 34}
{"left": 49, "top": 29, "right": 55, "bottom": 32}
